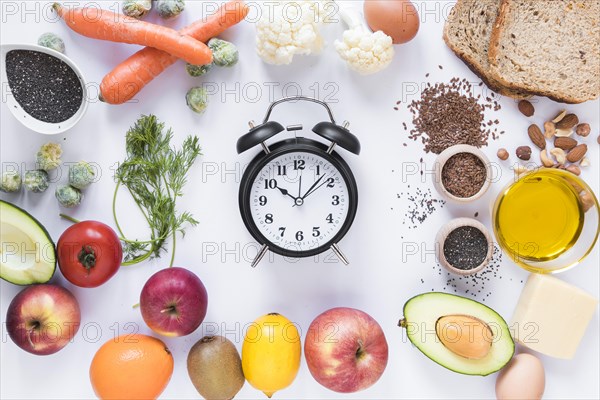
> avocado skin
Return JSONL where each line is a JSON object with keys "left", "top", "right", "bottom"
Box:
{"left": 1, "top": 200, "right": 56, "bottom": 285}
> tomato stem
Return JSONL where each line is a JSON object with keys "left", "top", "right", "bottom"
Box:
{"left": 59, "top": 213, "right": 81, "bottom": 224}
{"left": 78, "top": 245, "right": 96, "bottom": 271}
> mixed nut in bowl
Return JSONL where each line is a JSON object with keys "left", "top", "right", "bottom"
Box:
{"left": 1, "top": 43, "right": 88, "bottom": 134}
{"left": 433, "top": 144, "right": 492, "bottom": 203}
{"left": 493, "top": 168, "right": 599, "bottom": 274}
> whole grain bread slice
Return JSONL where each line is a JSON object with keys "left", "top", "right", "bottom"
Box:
{"left": 443, "top": 0, "right": 530, "bottom": 98}
{"left": 489, "top": 0, "right": 600, "bottom": 104}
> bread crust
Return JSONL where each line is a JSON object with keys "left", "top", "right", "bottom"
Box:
{"left": 443, "top": 0, "right": 531, "bottom": 98}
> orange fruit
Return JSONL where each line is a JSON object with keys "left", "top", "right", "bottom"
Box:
{"left": 90, "top": 334, "right": 174, "bottom": 400}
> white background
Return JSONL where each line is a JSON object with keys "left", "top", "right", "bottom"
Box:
{"left": 1, "top": 1, "right": 599, "bottom": 399}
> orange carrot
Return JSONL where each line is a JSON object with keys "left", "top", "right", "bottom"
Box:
{"left": 53, "top": 3, "right": 212, "bottom": 66}
{"left": 100, "top": 0, "right": 248, "bottom": 105}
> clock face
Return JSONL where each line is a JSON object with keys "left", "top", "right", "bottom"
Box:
{"left": 248, "top": 151, "right": 351, "bottom": 254}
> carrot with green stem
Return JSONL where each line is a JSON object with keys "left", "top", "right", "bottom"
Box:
{"left": 100, "top": 0, "right": 248, "bottom": 105}
{"left": 53, "top": 3, "right": 212, "bottom": 66}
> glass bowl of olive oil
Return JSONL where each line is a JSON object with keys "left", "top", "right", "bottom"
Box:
{"left": 493, "top": 168, "right": 599, "bottom": 274}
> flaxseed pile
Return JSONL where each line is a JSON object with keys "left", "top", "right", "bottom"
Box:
{"left": 406, "top": 78, "right": 502, "bottom": 154}
{"left": 441, "top": 152, "right": 487, "bottom": 198}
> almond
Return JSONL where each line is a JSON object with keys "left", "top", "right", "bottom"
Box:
{"left": 554, "top": 137, "right": 578, "bottom": 151}
{"left": 555, "top": 114, "right": 579, "bottom": 130}
{"left": 567, "top": 144, "right": 588, "bottom": 163}
{"left": 527, "top": 124, "right": 546, "bottom": 149}
{"left": 518, "top": 100, "right": 535, "bottom": 117}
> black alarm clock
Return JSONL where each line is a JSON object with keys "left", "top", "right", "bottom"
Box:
{"left": 237, "top": 96, "right": 361, "bottom": 267}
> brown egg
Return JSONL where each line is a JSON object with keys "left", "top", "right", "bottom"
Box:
{"left": 495, "top": 353, "right": 545, "bottom": 400}
{"left": 364, "top": 0, "right": 420, "bottom": 44}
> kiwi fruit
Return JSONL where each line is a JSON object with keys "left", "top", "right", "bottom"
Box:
{"left": 187, "top": 335, "right": 245, "bottom": 400}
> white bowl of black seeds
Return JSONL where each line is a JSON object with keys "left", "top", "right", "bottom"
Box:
{"left": 435, "top": 218, "right": 493, "bottom": 276}
{"left": 433, "top": 144, "right": 492, "bottom": 203}
{"left": 1, "top": 44, "right": 87, "bottom": 134}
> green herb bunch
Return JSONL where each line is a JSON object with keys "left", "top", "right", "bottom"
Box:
{"left": 113, "top": 115, "right": 201, "bottom": 267}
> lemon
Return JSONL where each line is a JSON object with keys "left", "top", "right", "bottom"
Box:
{"left": 242, "top": 313, "right": 301, "bottom": 398}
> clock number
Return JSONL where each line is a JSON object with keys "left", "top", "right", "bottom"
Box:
{"left": 315, "top": 165, "right": 321, "bottom": 176}
{"left": 326, "top": 214, "right": 334, "bottom": 224}
{"left": 265, "top": 214, "right": 273, "bottom": 224}
{"left": 294, "top": 160, "right": 305, "bottom": 170}
{"left": 312, "top": 227, "right": 320, "bottom": 237}
{"left": 264, "top": 179, "right": 277, "bottom": 189}
{"left": 295, "top": 231, "right": 304, "bottom": 241}
{"left": 326, "top": 178, "right": 335, "bottom": 188}
{"left": 259, "top": 196, "right": 267, "bottom": 206}
{"left": 278, "top": 227, "right": 286, "bottom": 237}
{"left": 332, "top": 195, "right": 340, "bottom": 206}
{"left": 277, "top": 165, "right": 287, "bottom": 176}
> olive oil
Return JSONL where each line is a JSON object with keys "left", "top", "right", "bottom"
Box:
{"left": 494, "top": 169, "right": 584, "bottom": 262}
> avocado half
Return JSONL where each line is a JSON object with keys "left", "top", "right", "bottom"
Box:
{"left": 399, "top": 292, "right": 514, "bottom": 376}
{"left": 0, "top": 200, "right": 56, "bottom": 285}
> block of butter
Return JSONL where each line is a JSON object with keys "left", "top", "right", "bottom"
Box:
{"left": 511, "top": 273, "right": 598, "bottom": 359}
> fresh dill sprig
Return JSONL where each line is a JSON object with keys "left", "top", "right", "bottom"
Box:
{"left": 113, "top": 115, "right": 201, "bottom": 267}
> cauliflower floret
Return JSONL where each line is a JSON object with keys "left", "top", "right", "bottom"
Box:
{"left": 256, "top": 1, "right": 328, "bottom": 65}
{"left": 334, "top": 8, "right": 395, "bottom": 75}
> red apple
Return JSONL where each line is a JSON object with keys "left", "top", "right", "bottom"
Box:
{"left": 304, "top": 307, "right": 388, "bottom": 393}
{"left": 140, "top": 267, "right": 208, "bottom": 337}
{"left": 6, "top": 284, "right": 81, "bottom": 355}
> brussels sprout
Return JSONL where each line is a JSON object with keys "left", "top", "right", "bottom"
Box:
{"left": 69, "top": 161, "right": 95, "bottom": 189}
{"left": 0, "top": 171, "right": 22, "bottom": 193}
{"left": 38, "top": 32, "right": 65, "bottom": 54}
{"left": 186, "top": 63, "right": 213, "bottom": 77}
{"left": 156, "top": 0, "right": 185, "bottom": 19}
{"left": 122, "top": 0, "right": 152, "bottom": 19}
{"left": 55, "top": 185, "right": 82, "bottom": 208}
{"left": 208, "top": 38, "right": 239, "bottom": 67}
{"left": 24, "top": 170, "right": 50, "bottom": 193}
{"left": 186, "top": 87, "right": 209, "bottom": 114}
{"left": 36, "top": 143, "right": 62, "bottom": 171}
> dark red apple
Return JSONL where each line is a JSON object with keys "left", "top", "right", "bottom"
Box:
{"left": 304, "top": 307, "right": 388, "bottom": 393}
{"left": 6, "top": 284, "right": 81, "bottom": 355}
{"left": 140, "top": 267, "right": 208, "bottom": 337}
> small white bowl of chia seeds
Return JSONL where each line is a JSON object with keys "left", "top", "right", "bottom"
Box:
{"left": 433, "top": 144, "right": 492, "bottom": 203}
{"left": 1, "top": 43, "right": 88, "bottom": 135}
{"left": 435, "top": 218, "right": 493, "bottom": 276}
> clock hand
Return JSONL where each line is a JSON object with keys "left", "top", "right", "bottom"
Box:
{"left": 276, "top": 186, "right": 297, "bottom": 201}
{"left": 298, "top": 174, "right": 302, "bottom": 199}
{"left": 299, "top": 174, "right": 326, "bottom": 200}
{"left": 302, "top": 177, "right": 330, "bottom": 200}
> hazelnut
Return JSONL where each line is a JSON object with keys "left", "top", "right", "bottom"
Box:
{"left": 576, "top": 123, "right": 591, "bottom": 137}
{"left": 497, "top": 148, "right": 509, "bottom": 160}
{"left": 516, "top": 146, "right": 532, "bottom": 161}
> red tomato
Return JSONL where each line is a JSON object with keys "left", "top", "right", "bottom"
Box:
{"left": 57, "top": 221, "right": 122, "bottom": 288}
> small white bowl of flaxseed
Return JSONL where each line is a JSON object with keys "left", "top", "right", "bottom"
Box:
{"left": 1, "top": 43, "right": 88, "bottom": 135}
{"left": 433, "top": 144, "right": 492, "bottom": 203}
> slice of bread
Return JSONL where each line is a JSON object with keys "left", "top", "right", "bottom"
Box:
{"left": 489, "top": 0, "right": 600, "bottom": 103}
{"left": 443, "top": 0, "right": 529, "bottom": 97}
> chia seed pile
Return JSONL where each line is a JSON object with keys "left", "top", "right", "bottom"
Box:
{"left": 406, "top": 77, "right": 502, "bottom": 154}
{"left": 443, "top": 226, "right": 488, "bottom": 270}
{"left": 441, "top": 153, "right": 487, "bottom": 198}
{"left": 423, "top": 245, "right": 520, "bottom": 302}
{"left": 396, "top": 185, "right": 445, "bottom": 229}
{"left": 5, "top": 50, "right": 83, "bottom": 123}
